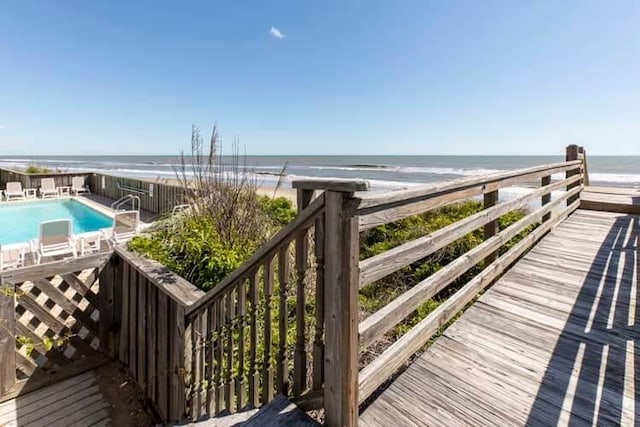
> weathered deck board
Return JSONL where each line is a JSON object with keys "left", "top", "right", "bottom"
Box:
{"left": 581, "top": 186, "right": 640, "bottom": 214}
{"left": 0, "top": 371, "right": 112, "bottom": 427}
{"left": 360, "top": 209, "right": 639, "bottom": 426}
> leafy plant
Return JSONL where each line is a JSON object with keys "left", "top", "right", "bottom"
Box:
{"left": 24, "top": 164, "right": 51, "bottom": 174}
{"left": 129, "top": 124, "right": 297, "bottom": 291}
{"left": 173, "top": 124, "right": 269, "bottom": 247}
{"left": 359, "top": 200, "right": 534, "bottom": 345}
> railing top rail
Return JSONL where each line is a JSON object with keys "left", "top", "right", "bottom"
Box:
{"left": 0, "top": 253, "right": 111, "bottom": 285}
{"left": 114, "top": 246, "right": 205, "bottom": 307}
{"left": 357, "top": 160, "right": 582, "bottom": 210}
{"left": 185, "top": 191, "right": 327, "bottom": 317}
{"left": 292, "top": 179, "right": 370, "bottom": 193}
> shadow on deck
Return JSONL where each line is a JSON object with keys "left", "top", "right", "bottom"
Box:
{"left": 360, "top": 210, "right": 640, "bottom": 426}
{"left": 527, "top": 212, "right": 639, "bottom": 425}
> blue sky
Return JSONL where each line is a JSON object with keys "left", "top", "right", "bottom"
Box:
{"left": 1, "top": 1, "right": 639, "bottom": 155}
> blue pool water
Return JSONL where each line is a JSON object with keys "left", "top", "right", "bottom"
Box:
{"left": 0, "top": 199, "right": 113, "bottom": 245}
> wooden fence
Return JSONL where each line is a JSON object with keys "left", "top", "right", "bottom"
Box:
{"left": 87, "top": 173, "right": 187, "bottom": 215}
{"left": 0, "top": 168, "right": 92, "bottom": 191}
{"left": 0, "top": 254, "right": 111, "bottom": 401}
{"left": 98, "top": 189, "right": 330, "bottom": 422}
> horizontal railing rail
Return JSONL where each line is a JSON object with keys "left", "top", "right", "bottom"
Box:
{"left": 358, "top": 173, "right": 582, "bottom": 288}
{"left": 356, "top": 160, "right": 581, "bottom": 230}
{"left": 358, "top": 196, "right": 581, "bottom": 402}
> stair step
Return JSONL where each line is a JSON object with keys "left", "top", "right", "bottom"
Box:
{"left": 243, "top": 395, "right": 320, "bottom": 427}
{"left": 182, "top": 409, "right": 258, "bottom": 426}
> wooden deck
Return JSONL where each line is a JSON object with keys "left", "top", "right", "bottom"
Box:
{"left": 0, "top": 371, "right": 112, "bottom": 426}
{"left": 581, "top": 186, "right": 640, "bottom": 214}
{"left": 360, "top": 209, "right": 639, "bottom": 426}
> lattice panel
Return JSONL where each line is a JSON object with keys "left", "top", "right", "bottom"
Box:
{"left": 13, "top": 268, "right": 102, "bottom": 381}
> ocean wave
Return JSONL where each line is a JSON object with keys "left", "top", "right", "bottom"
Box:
{"left": 304, "top": 164, "right": 506, "bottom": 177}
{"left": 305, "top": 165, "right": 398, "bottom": 172}
{"left": 398, "top": 166, "right": 505, "bottom": 176}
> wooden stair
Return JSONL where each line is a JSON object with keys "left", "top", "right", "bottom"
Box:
{"left": 186, "top": 395, "right": 319, "bottom": 427}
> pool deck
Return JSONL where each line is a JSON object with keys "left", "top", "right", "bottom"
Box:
{"left": 74, "top": 194, "right": 156, "bottom": 224}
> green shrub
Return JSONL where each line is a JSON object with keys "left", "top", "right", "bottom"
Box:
{"left": 24, "top": 165, "right": 51, "bottom": 174}
{"left": 128, "top": 196, "right": 297, "bottom": 291}
{"left": 359, "top": 200, "right": 534, "bottom": 342}
{"left": 259, "top": 196, "right": 297, "bottom": 226}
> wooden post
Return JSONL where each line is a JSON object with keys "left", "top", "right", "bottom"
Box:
{"left": 541, "top": 175, "right": 551, "bottom": 223}
{"left": 98, "top": 255, "right": 116, "bottom": 356}
{"left": 293, "top": 189, "right": 313, "bottom": 397}
{"left": 0, "top": 280, "right": 16, "bottom": 396}
{"left": 483, "top": 190, "right": 499, "bottom": 265}
{"left": 312, "top": 210, "right": 325, "bottom": 392}
{"left": 566, "top": 144, "right": 580, "bottom": 205}
{"left": 578, "top": 146, "right": 590, "bottom": 186}
{"left": 323, "top": 190, "right": 360, "bottom": 427}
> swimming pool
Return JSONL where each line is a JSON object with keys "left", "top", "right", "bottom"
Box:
{"left": 0, "top": 199, "right": 113, "bottom": 245}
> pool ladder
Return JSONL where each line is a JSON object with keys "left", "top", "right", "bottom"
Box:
{"left": 111, "top": 194, "right": 141, "bottom": 212}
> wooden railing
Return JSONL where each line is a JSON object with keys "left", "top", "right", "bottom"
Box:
{"left": 99, "top": 247, "right": 205, "bottom": 421}
{"left": 0, "top": 254, "right": 111, "bottom": 401}
{"left": 183, "top": 185, "right": 340, "bottom": 420}
{"left": 98, "top": 185, "right": 343, "bottom": 423}
{"left": 282, "top": 145, "right": 588, "bottom": 426}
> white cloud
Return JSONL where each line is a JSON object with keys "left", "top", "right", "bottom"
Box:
{"left": 270, "top": 26, "right": 285, "bottom": 39}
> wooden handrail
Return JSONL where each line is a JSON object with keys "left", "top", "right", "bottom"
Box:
{"left": 359, "top": 174, "right": 582, "bottom": 287}
{"left": 113, "top": 247, "right": 205, "bottom": 307}
{"left": 358, "top": 197, "right": 581, "bottom": 402}
{"left": 357, "top": 160, "right": 581, "bottom": 230}
{"left": 358, "top": 184, "right": 582, "bottom": 349}
{"left": 358, "top": 160, "right": 581, "bottom": 210}
{"left": 185, "top": 192, "right": 325, "bottom": 317}
{"left": 351, "top": 146, "right": 590, "bottom": 408}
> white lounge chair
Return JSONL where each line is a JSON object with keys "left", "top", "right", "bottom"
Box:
{"left": 71, "top": 176, "right": 90, "bottom": 195}
{"left": 30, "top": 219, "right": 77, "bottom": 263}
{"left": 40, "top": 178, "right": 58, "bottom": 198}
{"left": 76, "top": 231, "right": 102, "bottom": 255}
{"left": 172, "top": 204, "right": 190, "bottom": 214}
{"left": 3, "top": 182, "right": 26, "bottom": 201}
{"left": 102, "top": 210, "right": 139, "bottom": 246}
{"left": 0, "top": 242, "right": 30, "bottom": 270}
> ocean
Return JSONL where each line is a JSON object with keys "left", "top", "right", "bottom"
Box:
{"left": 1, "top": 155, "right": 638, "bottom": 194}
